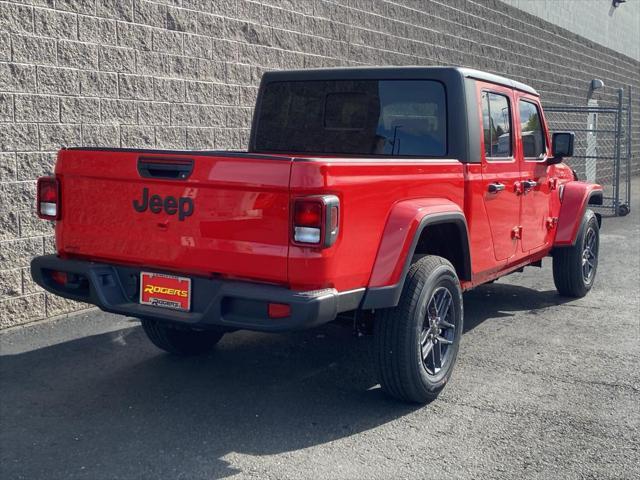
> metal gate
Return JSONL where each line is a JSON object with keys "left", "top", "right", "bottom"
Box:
{"left": 544, "top": 87, "right": 632, "bottom": 216}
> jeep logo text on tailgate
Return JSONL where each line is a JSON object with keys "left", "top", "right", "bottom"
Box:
{"left": 133, "top": 188, "right": 194, "bottom": 221}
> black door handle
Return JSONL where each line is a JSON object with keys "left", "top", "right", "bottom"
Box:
{"left": 488, "top": 182, "right": 505, "bottom": 193}
{"left": 522, "top": 180, "right": 538, "bottom": 191}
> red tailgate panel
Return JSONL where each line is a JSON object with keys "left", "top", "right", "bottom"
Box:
{"left": 56, "top": 150, "right": 292, "bottom": 284}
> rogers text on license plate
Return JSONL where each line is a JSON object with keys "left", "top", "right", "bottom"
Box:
{"left": 140, "top": 272, "right": 191, "bottom": 311}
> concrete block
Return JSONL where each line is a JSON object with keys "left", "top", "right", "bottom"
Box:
{"left": 0, "top": 64, "right": 37, "bottom": 93}
{"left": 45, "top": 294, "right": 88, "bottom": 318}
{"left": 211, "top": 39, "right": 238, "bottom": 63}
{"left": 22, "top": 267, "right": 43, "bottom": 295}
{"left": 133, "top": 0, "right": 166, "bottom": 28}
{"left": 100, "top": 99, "right": 137, "bottom": 124}
{"left": 197, "top": 105, "right": 225, "bottom": 127}
{"left": 37, "top": 66, "right": 79, "bottom": 95}
{"left": 183, "top": 34, "right": 211, "bottom": 59}
{"left": 14, "top": 94, "right": 59, "bottom": 123}
{"left": 118, "top": 74, "right": 154, "bottom": 100}
{"left": 0, "top": 212, "right": 20, "bottom": 242}
{"left": 0, "top": 32, "right": 10, "bottom": 61}
{"left": 0, "top": 123, "right": 39, "bottom": 151}
{"left": 78, "top": 16, "right": 117, "bottom": 45}
{"left": 0, "top": 268, "right": 22, "bottom": 299}
{"left": 57, "top": 0, "right": 97, "bottom": 15}
{"left": 186, "top": 127, "right": 215, "bottom": 149}
{"left": 0, "top": 182, "right": 36, "bottom": 212}
{"left": 0, "top": 3, "right": 33, "bottom": 34}
{"left": 99, "top": 46, "right": 136, "bottom": 73}
{"left": 57, "top": 40, "right": 99, "bottom": 70}
{"left": 170, "top": 103, "right": 198, "bottom": 126}
{"left": 0, "top": 93, "right": 13, "bottom": 122}
{"left": 117, "top": 22, "right": 153, "bottom": 51}
{"left": 138, "top": 101, "right": 171, "bottom": 126}
{"left": 195, "top": 12, "right": 226, "bottom": 38}
{"left": 211, "top": 83, "right": 240, "bottom": 107}
{"left": 120, "top": 125, "right": 155, "bottom": 147}
{"left": 166, "top": 5, "right": 198, "bottom": 32}
{"left": 185, "top": 81, "right": 213, "bottom": 104}
{"left": 78, "top": 70, "right": 118, "bottom": 97}
{"left": 11, "top": 35, "right": 57, "bottom": 65}
{"left": 154, "top": 77, "right": 186, "bottom": 102}
{"left": 154, "top": 126, "right": 186, "bottom": 149}
{"left": 81, "top": 124, "right": 120, "bottom": 146}
{"left": 38, "top": 124, "right": 82, "bottom": 150}
{"left": 19, "top": 211, "right": 53, "bottom": 237}
{"left": 153, "top": 29, "right": 183, "bottom": 55}
{"left": 34, "top": 8, "right": 78, "bottom": 40}
{"left": 43, "top": 235, "right": 56, "bottom": 255}
{"left": 16, "top": 152, "right": 56, "bottom": 181}
{"left": 60, "top": 97, "right": 101, "bottom": 123}
{"left": 0, "top": 294, "right": 46, "bottom": 329}
{"left": 0, "top": 237, "right": 43, "bottom": 270}
{"left": 0, "top": 153, "right": 17, "bottom": 182}
{"left": 96, "top": 0, "right": 133, "bottom": 21}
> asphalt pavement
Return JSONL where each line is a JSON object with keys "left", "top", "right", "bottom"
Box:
{"left": 1, "top": 184, "right": 639, "bottom": 480}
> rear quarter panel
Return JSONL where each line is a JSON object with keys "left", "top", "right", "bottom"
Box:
{"left": 288, "top": 159, "right": 465, "bottom": 291}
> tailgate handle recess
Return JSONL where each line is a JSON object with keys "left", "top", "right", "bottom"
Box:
{"left": 137, "top": 157, "right": 194, "bottom": 180}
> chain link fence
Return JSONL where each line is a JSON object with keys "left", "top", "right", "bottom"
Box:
{"left": 545, "top": 88, "right": 632, "bottom": 216}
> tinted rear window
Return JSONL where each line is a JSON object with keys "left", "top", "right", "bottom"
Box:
{"left": 254, "top": 80, "right": 447, "bottom": 157}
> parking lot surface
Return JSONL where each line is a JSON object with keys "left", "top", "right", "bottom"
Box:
{"left": 1, "top": 186, "right": 639, "bottom": 480}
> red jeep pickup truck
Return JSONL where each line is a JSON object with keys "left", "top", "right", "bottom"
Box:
{"left": 31, "top": 67, "right": 602, "bottom": 403}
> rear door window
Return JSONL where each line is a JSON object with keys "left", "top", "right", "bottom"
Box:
{"left": 254, "top": 80, "right": 447, "bottom": 157}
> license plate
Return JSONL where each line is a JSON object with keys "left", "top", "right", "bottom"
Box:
{"left": 140, "top": 272, "right": 191, "bottom": 312}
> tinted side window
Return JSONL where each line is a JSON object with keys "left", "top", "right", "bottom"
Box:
{"left": 519, "top": 100, "right": 545, "bottom": 158}
{"left": 255, "top": 80, "right": 447, "bottom": 157}
{"left": 481, "top": 92, "right": 512, "bottom": 158}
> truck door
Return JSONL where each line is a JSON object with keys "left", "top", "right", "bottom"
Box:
{"left": 516, "top": 96, "right": 552, "bottom": 253}
{"left": 479, "top": 87, "right": 521, "bottom": 261}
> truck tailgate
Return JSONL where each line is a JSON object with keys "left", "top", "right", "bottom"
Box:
{"left": 56, "top": 149, "right": 292, "bottom": 284}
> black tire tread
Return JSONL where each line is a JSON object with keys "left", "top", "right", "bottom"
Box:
{"left": 141, "top": 319, "right": 224, "bottom": 356}
{"left": 553, "top": 210, "right": 599, "bottom": 298}
{"left": 375, "top": 256, "right": 460, "bottom": 403}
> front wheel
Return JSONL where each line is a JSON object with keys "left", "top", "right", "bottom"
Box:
{"left": 553, "top": 209, "right": 600, "bottom": 298}
{"left": 374, "top": 256, "right": 463, "bottom": 403}
{"left": 141, "top": 319, "right": 225, "bottom": 356}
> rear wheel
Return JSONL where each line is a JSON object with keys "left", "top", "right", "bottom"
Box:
{"left": 141, "top": 319, "right": 224, "bottom": 356}
{"left": 553, "top": 209, "right": 600, "bottom": 298}
{"left": 374, "top": 256, "right": 463, "bottom": 403}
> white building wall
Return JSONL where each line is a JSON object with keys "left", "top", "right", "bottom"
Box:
{"left": 501, "top": 0, "right": 639, "bottom": 61}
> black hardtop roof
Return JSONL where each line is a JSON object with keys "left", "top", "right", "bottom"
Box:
{"left": 261, "top": 66, "right": 539, "bottom": 97}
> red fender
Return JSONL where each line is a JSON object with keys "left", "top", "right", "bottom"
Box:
{"left": 554, "top": 181, "right": 603, "bottom": 247}
{"left": 367, "top": 198, "right": 468, "bottom": 288}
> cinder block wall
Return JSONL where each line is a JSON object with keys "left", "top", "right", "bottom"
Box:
{"left": 1, "top": 0, "right": 639, "bottom": 328}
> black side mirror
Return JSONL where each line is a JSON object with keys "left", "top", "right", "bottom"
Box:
{"left": 549, "top": 132, "right": 575, "bottom": 164}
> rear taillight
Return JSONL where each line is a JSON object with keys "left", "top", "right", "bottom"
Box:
{"left": 37, "top": 176, "right": 60, "bottom": 220}
{"left": 292, "top": 195, "right": 339, "bottom": 248}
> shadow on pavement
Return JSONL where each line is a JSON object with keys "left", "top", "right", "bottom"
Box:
{"left": 463, "top": 282, "right": 572, "bottom": 333}
{"left": 0, "top": 282, "right": 570, "bottom": 479}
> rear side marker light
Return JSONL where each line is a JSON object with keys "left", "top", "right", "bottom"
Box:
{"left": 292, "top": 195, "right": 340, "bottom": 248}
{"left": 37, "top": 176, "right": 60, "bottom": 220}
{"left": 268, "top": 303, "right": 291, "bottom": 319}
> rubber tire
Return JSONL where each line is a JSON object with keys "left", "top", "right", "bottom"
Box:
{"left": 374, "top": 256, "right": 464, "bottom": 404}
{"left": 141, "top": 319, "right": 224, "bottom": 356}
{"left": 553, "top": 209, "right": 599, "bottom": 298}
{"left": 617, "top": 204, "right": 630, "bottom": 217}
